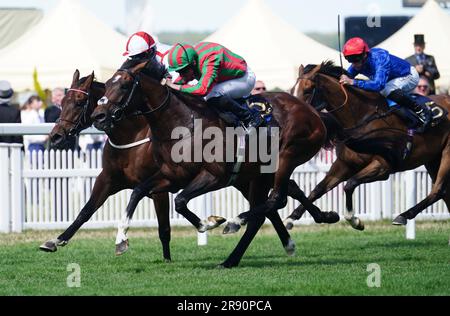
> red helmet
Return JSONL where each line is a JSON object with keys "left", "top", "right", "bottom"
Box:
{"left": 342, "top": 37, "right": 369, "bottom": 57}
{"left": 123, "top": 32, "right": 156, "bottom": 57}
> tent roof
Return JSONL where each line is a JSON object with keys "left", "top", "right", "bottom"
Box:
{"left": 0, "top": 0, "right": 127, "bottom": 91}
{"left": 0, "top": 8, "right": 43, "bottom": 49}
{"left": 204, "top": 0, "right": 343, "bottom": 90}
{"left": 378, "top": 0, "right": 450, "bottom": 89}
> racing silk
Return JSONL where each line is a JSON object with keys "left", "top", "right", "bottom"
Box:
{"left": 348, "top": 48, "right": 412, "bottom": 92}
{"left": 174, "top": 42, "right": 248, "bottom": 96}
{"left": 156, "top": 42, "right": 179, "bottom": 80}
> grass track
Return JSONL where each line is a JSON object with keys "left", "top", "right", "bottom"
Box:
{"left": 0, "top": 221, "right": 449, "bottom": 295}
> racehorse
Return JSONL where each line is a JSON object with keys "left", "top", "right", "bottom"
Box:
{"left": 90, "top": 58, "right": 334, "bottom": 268}
{"left": 286, "top": 61, "right": 450, "bottom": 227}
{"left": 40, "top": 70, "right": 172, "bottom": 260}
{"left": 41, "top": 69, "right": 333, "bottom": 260}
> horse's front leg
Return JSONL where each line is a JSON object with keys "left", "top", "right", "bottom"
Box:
{"left": 40, "top": 171, "right": 118, "bottom": 252}
{"left": 173, "top": 171, "right": 226, "bottom": 232}
{"left": 115, "top": 177, "right": 172, "bottom": 255}
{"left": 343, "top": 158, "right": 391, "bottom": 230}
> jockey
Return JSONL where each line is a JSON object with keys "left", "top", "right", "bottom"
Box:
{"left": 164, "top": 42, "right": 263, "bottom": 129}
{"left": 123, "top": 31, "right": 177, "bottom": 79}
{"left": 339, "top": 37, "right": 432, "bottom": 131}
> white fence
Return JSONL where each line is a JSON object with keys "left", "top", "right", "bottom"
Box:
{"left": 0, "top": 141, "right": 448, "bottom": 234}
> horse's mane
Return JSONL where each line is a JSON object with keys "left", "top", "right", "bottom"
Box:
{"left": 304, "top": 61, "right": 382, "bottom": 102}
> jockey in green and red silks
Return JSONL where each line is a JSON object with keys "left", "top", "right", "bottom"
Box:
{"left": 165, "top": 42, "right": 263, "bottom": 129}
{"left": 339, "top": 37, "right": 432, "bottom": 131}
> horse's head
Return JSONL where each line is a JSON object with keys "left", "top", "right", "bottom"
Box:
{"left": 91, "top": 61, "right": 148, "bottom": 133}
{"left": 49, "top": 69, "right": 102, "bottom": 149}
{"left": 291, "top": 64, "right": 328, "bottom": 111}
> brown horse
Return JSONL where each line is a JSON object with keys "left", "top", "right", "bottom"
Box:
{"left": 41, "top": 69, "right": 319, "bottom": 258}
{"left": 287, "top": 61, "right": 450, "bottom": 227}
{"left": 91, "top": 59, "right": 331, "bottom": 268}
{"left": 40, "top": 70, "right": 172, "bottom": 260}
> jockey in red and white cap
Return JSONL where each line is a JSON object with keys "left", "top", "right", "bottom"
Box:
{"left": 123, "top": 31, "right": 177, "bottom": 79}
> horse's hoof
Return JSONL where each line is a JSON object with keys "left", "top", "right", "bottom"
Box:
{"left": 284, "top": 218, "right": 295, "bottom": 230}
{"left": 223, "top": 222, "right": 241, "bottom": 235}
{"left": 164, "top": 258, "right": 172, "bottom": 263}
{"left": 198, "top": 216, "right": 227, "bottom": 233}
{"left": 216, "top": 262, "right": 234, "bottom": 269}
{"left": 115, "top": 240, "right": 129, "bottom": 256}
{"left": 39, "top": 240, "right": 58, "bottom": 252}
{"left": 392, "top": 215, "right": 407, "bottom": 226}
{"left": 348, "top": 217, "right": 365, "bottom": 231}
{"left": 323, "top": 211, "right": 340, "bottom": 224}
{"left": 284, "top": 239, "right": 296, "bottom": 257}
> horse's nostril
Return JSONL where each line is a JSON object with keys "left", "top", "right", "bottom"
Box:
{"left": 94, "top": 113, "right": 106, "bottom": 123}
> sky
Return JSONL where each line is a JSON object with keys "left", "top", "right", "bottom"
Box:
{"left": 0, "top": 0, "right": 439, "bottom": 33}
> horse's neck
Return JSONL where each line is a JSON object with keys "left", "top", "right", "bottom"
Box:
{"left": 140, "top": 79, "right": 214, "bottom": 140}
{"left": 322, "top": 76, "right": 383, "bottom": 128}
{"left": 109, "top": 116, "right": 149, "bottom": 144}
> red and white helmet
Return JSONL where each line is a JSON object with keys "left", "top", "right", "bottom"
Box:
{"left": 123, "top": 32, "right": 156, "bottom": 57}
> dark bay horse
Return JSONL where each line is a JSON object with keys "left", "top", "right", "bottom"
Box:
{"left": 40, "top": 70, "right": 172, "bottom": 260}
{"left": 91, "top": 59, "right": 332, "bottom": 268}
{"left": 41, "top": 69, "right": 324, "bottom": 259}
{"left": 287, "top": 61, "right": 450, "bottom": 226}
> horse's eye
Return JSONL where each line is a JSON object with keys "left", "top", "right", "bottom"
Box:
{"left": 121, "top": 82, "right": 131, "bottom": 90}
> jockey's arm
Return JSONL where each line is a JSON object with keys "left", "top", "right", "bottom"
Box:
{"left": 179, "top": 56, "right": 220, "bottom": 96}
{"left": 352, "top": 53, "right": 389, "bottom": 92}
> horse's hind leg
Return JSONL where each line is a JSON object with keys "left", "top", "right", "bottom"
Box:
{"left": 173, "top": 171, "right": 226, "bottom": 232}
{"left": 394, "top": 141, "right": 450, "bottom": 225}
{"left": 284, "top": 158, "right": 356, "bottom": 229}
{"left": 343, "top": 158, "right": 391, "bottom": 230}
{"left": 284, "top": 179, "right": 340, "bottom": 229}
{"left": 153, "top": 192, "right": 171, "bottom": 262}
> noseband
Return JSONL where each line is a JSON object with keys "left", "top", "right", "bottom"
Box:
{"left": 110, "top": 68, "right": 172, "bottom": 121}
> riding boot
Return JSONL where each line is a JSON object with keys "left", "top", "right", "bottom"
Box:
{"left": 387, "top": 89, "right": 432, "bottom": 132}
{"left": 208, "top": 96, "right": 263, "bottom": 129}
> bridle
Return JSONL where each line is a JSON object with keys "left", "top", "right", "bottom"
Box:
{"left": 57, "top": 88, "right": 91, "bottom": 137}
{"left": 110, "top": 68, "right": 172, "bottom": 121}
{"left": 296, "top": 74, "right": 349, "bottom": 113}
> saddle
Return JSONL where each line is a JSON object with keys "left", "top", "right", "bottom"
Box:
{"left": 213, "top": 95, "right": 274, "bottom": 129}
{"left": 388, "top": 94, "right": 448, "bottom": 132}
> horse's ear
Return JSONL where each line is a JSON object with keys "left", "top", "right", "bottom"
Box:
{"left": 299, "top": 64, "right": 304, "bottom": 76}
{"left": 81, "top": 71, "right": 95, "bottom": 89}
{"left": 71, "top": 69, "right": 80, "bottom": 87}
{"left": 131, "top": 61, "right": 149, "bottom": 74}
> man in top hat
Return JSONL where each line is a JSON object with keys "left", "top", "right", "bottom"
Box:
{"left": 0, "top": 80, "right": 23, "bottom": 145}
{"left": 406, "top": 34, "right": 440, "bottom": 94}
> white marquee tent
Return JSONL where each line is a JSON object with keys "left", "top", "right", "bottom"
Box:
{"left": 379, "top": 0, "right": 450, "bottom": 91}
{"left": 0, "top": 0, "right": 127, "bottom": 91}
{"left": 204, "top": 0, "right": 343, "bottom": 90}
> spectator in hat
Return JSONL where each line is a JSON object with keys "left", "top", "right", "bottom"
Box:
{"left": 0, "top": 80, "right": 23, "bottom": 145}
{"left": 406, "top": 34, "right": 440, "bottom": 94}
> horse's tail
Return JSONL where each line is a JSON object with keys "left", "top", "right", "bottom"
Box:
{"left": 319, "top": 112, "right": 344, "bottom": 149}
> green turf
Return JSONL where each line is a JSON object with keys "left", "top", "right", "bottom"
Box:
{"left": 0, "top": 221, "right": 449, "bottom": 295}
